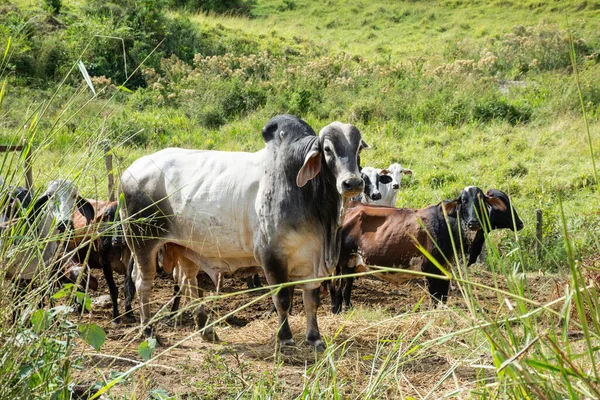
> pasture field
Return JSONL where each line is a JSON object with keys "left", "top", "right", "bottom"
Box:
{"left": 1, "top": 0, "right": 600, "bottom": 398}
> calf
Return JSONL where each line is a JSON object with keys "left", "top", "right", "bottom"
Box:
{"left": 330, "top": 187, "right": 523, "bottom": 313}
{"left": 66, "top": 199, "right": 132, "bottom": 323}
{"left": 353, "top": 167, "right": 393, "bottom": 204}
{"left": 372, "top": 163, "right": 413, "bottom": 207}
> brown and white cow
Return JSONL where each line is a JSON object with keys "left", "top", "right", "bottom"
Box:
{"left": 66, "top": 199, "right": 131, "bottom": 323}
{"left": 330, "top": 186, "right": 524, "bottom": 313}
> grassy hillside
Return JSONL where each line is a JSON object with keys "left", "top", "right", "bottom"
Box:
{"left": 1, "top": 1, "right": 600, "bottom": 398}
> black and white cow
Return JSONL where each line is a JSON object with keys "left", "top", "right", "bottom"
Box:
{"left": 119, "top": 115, "right": 366, "bottom": 350}
{"left": 373, "top": 163, "right": 413, "bottom": 207}
{"left": 353, "top": 167, "right": 393, "bottom": 204}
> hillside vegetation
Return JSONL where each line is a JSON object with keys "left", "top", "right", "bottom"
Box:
{"left": 1, "top": 0, "right": 600, "bottom": 398}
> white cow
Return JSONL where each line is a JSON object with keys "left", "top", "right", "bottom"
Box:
{"left": 120, "top": 115, "right": 366, "bottom": 350}
{"left": 371, "top": 163, "right": 413, "bottom": 207}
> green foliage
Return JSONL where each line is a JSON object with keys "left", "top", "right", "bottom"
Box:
{"left": 138, "top": 337, "right": 157, "bottom": 361}
{"left": 169, "top": 0, "right": 256, "bottom": 15}
{"left": 43, "top": 0, "right": 61, "bottom": 14}
{"left": 78, "top": 324, "right": 106, "bottom": 351}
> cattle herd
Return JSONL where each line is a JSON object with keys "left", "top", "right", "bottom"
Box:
{"left": 0, "top": 114, "right": 524, "bottom": 351}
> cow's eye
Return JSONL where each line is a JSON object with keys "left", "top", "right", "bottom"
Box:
{"left": 324, "top": 146, "right": 332, "bottom": 154}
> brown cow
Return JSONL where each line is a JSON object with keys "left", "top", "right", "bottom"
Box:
{"left": 67, "top": 199, "right": 131, "bottom": 323}
{"left": 330, "top": 186, "right": 523, "bottom": 313}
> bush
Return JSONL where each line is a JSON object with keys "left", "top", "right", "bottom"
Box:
{"left": 44, "top": 0, "right": 62, "bottom": 14}
{"left": 473, "top": 98, "right": 531, "bottom": 125}
{"left": 168, "top": 0, "right": 256, "bottom": 15}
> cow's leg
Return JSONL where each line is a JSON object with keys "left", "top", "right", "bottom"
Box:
{"left": 171, "top": 283, "right": 181, "bottom": 314}
{"left": 178, "top": 256, "right": 218, "bottom": 342}
{"left": 253, "top": 274, "right": 262, "bottom": 289}
{"left": 101, "top": 259, "right": 120, "bottom": 325}
{"left": 132, "top": 249, "right": 158, "bottom": 338}
{"left": 245, "top": 276, "right": 255, "bottom": 290}
{"left": 303, "top": 287, "right": 325, "bottom": 352}
{"left": 426, "top": 275, "right": 449, "bottom": 304}
{"left": 330, "top": 279, "right": 343, "bottom": 314}
{"left": 262, "top": 253, "right": 293, "bottom": 347}
{"left": 123, "top": 256, "right": 137, "bottom": 323}
{"left": 341, "top": 275, "right": 355, "bottom": 311}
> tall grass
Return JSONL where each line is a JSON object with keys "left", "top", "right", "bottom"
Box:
{"left": 1, "top": 5, "right": 600, "bottom": 398}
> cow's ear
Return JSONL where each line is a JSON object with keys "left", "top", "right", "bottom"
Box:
{"left": 379, "top": 174, "right": 393, "bottom": 184}
{"left": 297, "top": 150, "right": 322, "bottom": 187}
{"left": 261, "top": 120, "right": 278, "bottom": 143}
{"left": 484, "top": 195, "right": 507, "bottom": 211}
{"left": 76, "top": 196, "right": 95, "bottom": 224}
{"left": 442, "top": 200, "right": 458, "bottom": 217}
{"left": 380, "top": 169, "right": 390, "bottom": 175}
{"left": 402, "top": 169, "right": 413, "bottom": 175}
{"left": 359, "top": 139, "right": 370, "bottom": 151}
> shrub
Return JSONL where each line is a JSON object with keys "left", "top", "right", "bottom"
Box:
{"left": 168, "top": 0, "right": 256, "bottom": 15}
{"left": 473, "top": 98, "right": 531, "bottom": 125}
{"left": 44, "top": 0, "right": 62, "bottom": 14}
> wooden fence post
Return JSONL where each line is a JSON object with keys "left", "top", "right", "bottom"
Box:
{"left": 24, "top": 148, "right": 33, "bottom": 190}
{"left": 102, "top": 140, "right": 115, "bottom": 202}
{"left": 535, "top": 209, "right": 543, "bottom": 260}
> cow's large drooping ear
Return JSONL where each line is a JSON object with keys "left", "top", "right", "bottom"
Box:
{"left": 77, "top": 196, "right": 95, "bottom": 224}
{"left": 30, "top": 194, "right": 50, "bottom": 221}
{"left": 402, "top": 169, "right": 413, "bottom": 175}
{"left": 297, "top": 150, "right": 322, "bottom": 187}
{"left": 441, "top": 200, "right": 458, "bottom": 217}
{"left": 359, "top": 139, "right": 370, "bottom": 151}
{"left": 379, "top": 174, "right": 393, "bottom": 184}
{"left": 484, "top": 194, "right": 507, "bottom": 212}
{"left": 261, "top": 120, "right": 278, "bottom": 143}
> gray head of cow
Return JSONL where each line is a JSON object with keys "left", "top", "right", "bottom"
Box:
{"left": 388, "top": 163, "right": 413, "bottom": 190}
{"left": 446, "top": 186, "right": 522, "bottom": 233}
{"left": 360, "top": 167, "right": 393, "bottom": 202}
{"left": 262, "top": 115, "right": 366, "bottom": 197}
{"left": 42, "top": 180, "right": 94, "bottom": 232}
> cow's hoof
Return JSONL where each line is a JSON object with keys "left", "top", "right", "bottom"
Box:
{"left": 331, "top": 305, "right": 342, "bottom": 314}
{"left": 123, "top": 313, "right": 137, "bottom": 324}
{"left": 201, "top": 327, "right": 219, "bottom": 342}
{"left": 342, "top": 304, "right": 353, "bottom": 312}
{"left": 307, "top": 339, "right": 326, "bottom": 352}
{"left": 279, "top": 338, "right": 296, "bottom": 348}
{"left": 111, "top": 318, "right": 120, "bottom": 327}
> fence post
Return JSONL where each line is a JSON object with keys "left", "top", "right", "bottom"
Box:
{"left": 535, "top": 209, "right": 543, "bottom": 260}
{"left": 102, "top": 140, "right": 115, "bottom": 202}
{"left": 21, "top": 136, "right": 33, "bottom": 189}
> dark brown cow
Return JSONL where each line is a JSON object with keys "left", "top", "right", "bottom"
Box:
{"left": 67, "top": 199, "right": 131, "bottom": 323}
{"left": 330, "top": 186, "right": 524, "bottom": 313}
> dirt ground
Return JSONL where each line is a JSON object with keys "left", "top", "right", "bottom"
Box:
{"left": 69, "top": 266, "right": 570, "bottom": 399}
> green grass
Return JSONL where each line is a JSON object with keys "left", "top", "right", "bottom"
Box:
{"left": 1, "top": 0, "right": 600, "bottom": 398}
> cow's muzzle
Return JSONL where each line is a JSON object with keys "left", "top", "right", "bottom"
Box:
{"left": 467, "top": 220, "right": 481, "bottom": 231}
{"left": 341, "top": 176, "right": 364, "bottom": 197}
{"left": 370, "top": 192, "right": 382, "bottom": 201}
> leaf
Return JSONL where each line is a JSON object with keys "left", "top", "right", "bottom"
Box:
{"left": 31, "top": 309, "right": 50, "bottom": 332}
{"left": 79, "top": 323, "right": 106, "bottom": 351}
{"left": 118, "top": 85, "right": 133, "bottom": 93}
{"left": 52, "top": 284, "right": 74, "bottom": 300}
{"left": 75, "top": 291, "right": 92, "bottom": 312}
{"left": 78, "top": 60, "right": 96, "bottom": 95}
{"left": 150, "top": 388, "right": 172, "bottom": 399}
{"left": 138, "top": 337, "right": 157, "bottom": 361}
